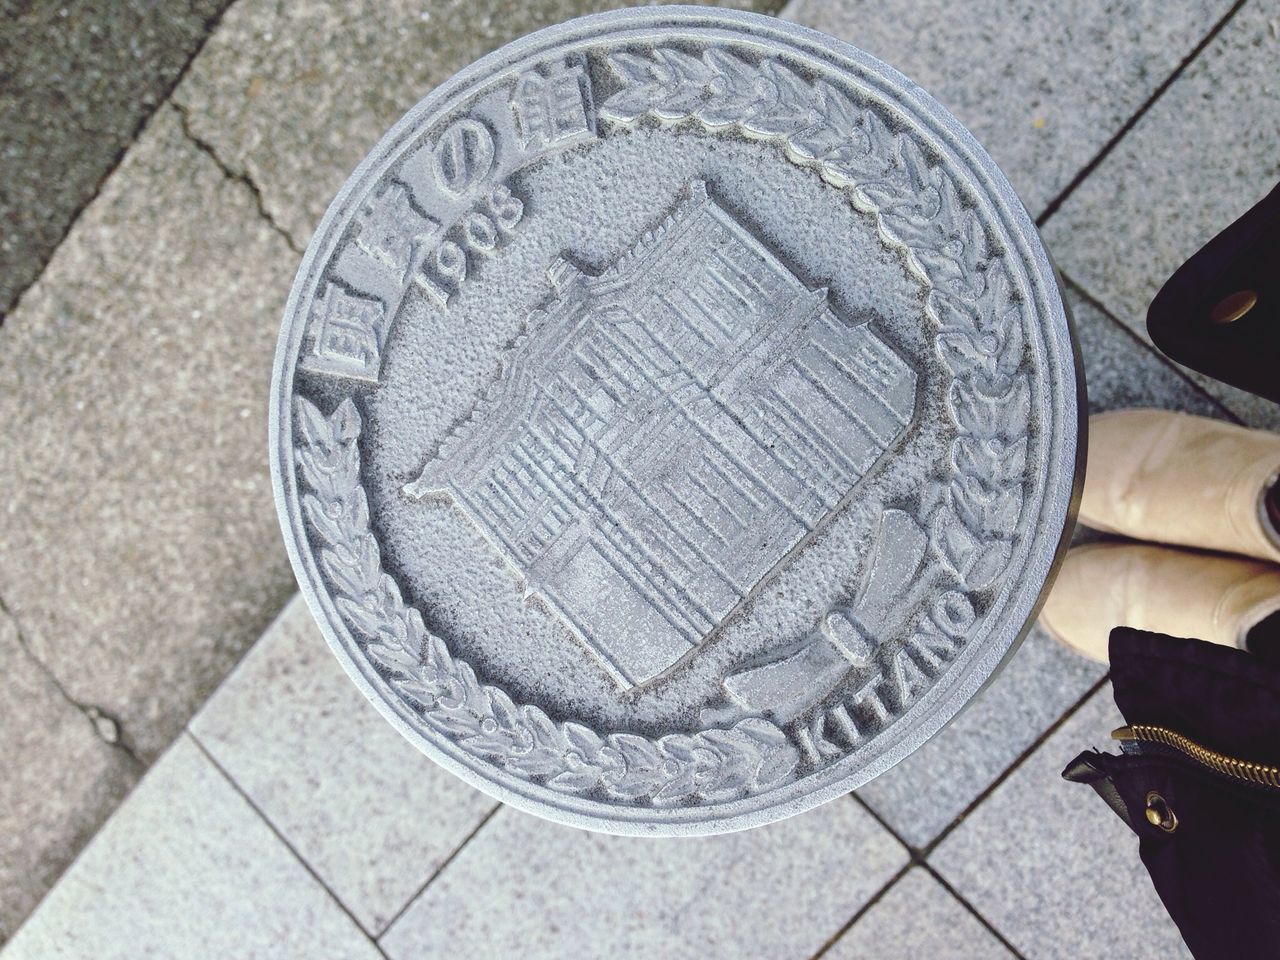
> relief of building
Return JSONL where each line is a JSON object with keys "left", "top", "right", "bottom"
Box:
{"left": 404, "top": 180, "right": 917, "bottom": 688}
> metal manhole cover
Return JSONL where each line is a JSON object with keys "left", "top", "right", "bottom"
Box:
{"left": 270, "top": 7, "right": 1082, "bottom": 835}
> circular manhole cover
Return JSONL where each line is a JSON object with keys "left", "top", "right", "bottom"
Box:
{"left": 271, "top": 7, "right": 1082, "bottom": 835}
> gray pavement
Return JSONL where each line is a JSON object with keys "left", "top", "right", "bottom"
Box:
{"left": 1042, "top": 0, "right": 1280, "bottom": 430}
{"left": 0, "top": 103, "right": 298, "bottom": 937}
{"left": 2, "top": 0, "right": 1275, "bottom": 953}
{"left": 0, "top": 604, "right": 139, "bottom": 938}
{"left": 0, "top": 0, "right": 232, "bottom": 317}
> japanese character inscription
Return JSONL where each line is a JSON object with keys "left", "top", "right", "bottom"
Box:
{"left": 511, "top": 54, "right": 596, "bottom": 152}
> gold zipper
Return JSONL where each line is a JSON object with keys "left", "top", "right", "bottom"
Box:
{"left": 1112, "top": 724, "right": 1280, "bottom": 790}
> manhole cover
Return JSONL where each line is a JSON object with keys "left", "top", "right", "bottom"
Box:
{"left": 270, "top": 7, "right": 1082, "bottom": 835}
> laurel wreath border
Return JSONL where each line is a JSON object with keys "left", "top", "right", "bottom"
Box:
{"left": 599, "top": 46, "right": 1030, "bottom": 594}
{"left": 293, "top": 47, "right": 1030, "bottom": 807}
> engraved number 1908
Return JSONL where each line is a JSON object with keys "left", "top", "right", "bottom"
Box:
{"left": 415, "top": 183, "right": 525, "bottom": 309}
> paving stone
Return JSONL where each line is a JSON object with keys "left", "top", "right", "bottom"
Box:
{"left": 1, "top": 735, "right": 382, "bottom": 960}
{"left": 857, "top": 623, "right": 1104, "bottom": 849}
{"left": 380, "top": 799, "right": 906, "bottom": 959}
{"left": 932, "top": 685, "right": 1192, "bottom": 960}
{"left": 173, "top": 0, "right": 781, "bottom": 246}
{"left": 0, "top": 0, "right": 231, "bottom": 316}
{"left": 825, "top": 867, "right": 1014, "bottom": 960}
{"left": 0, "top": 104, "right": 297, "bottom": 763}
{"left": 783, "top": 0, "right": 1230, "bottom": 216}
{"left": 855, "top": 286, "right": 1221, "bottom": 848}
{"left": 190, "top": 595, "right": 496, "bottom": 935}
{"left": 1043, "top": 3, "right": 1280, "bottom": 428}
{"left": 0, "top": 606, "right": 139, "bottom": 943}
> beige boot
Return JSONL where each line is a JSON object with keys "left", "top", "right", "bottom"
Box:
{"left": 1039, "top": 543, "right": 1280, "bottom": 662}
{"left": 1082, "top": 409, "right": 1280, "bottom": 563}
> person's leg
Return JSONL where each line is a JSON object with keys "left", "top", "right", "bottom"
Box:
{"left": 1082, "top": 410, "right": 1280, "bottom": 563}
{"left": 1040, "top": 543, "right": 1280, "bottom": 662}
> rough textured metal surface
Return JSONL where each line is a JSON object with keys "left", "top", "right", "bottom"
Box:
{"left": 270, "top": 7, "right": 1082, "bottom": 834}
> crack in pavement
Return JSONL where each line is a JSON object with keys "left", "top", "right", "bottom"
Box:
{"left": 170, "top": 101, "right": 303, "bottom": 256}
{"left": 0, "top": 1, "right": 235, "bottom": 325}
{"left": 0, "top": 589, "right": 145, "bottom": 771}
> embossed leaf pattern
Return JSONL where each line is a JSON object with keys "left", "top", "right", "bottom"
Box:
{"left": 294, "top": 396, "right": 799, "bottom": 804}
{"left": 967, "top": 539, "right": 1013, "bottom": 592}
{"left": 599, "top": 53, "right": 660, "bottom": 122}
{"left": 651, "top": 48, "right": 715, "bottom": 119}
{"left": 698, "top": 51, "right": 764, "bottom": 128}
{"left": 601, "top": 86, "right": 658, "bottom": 124}
{"left": 607, "top": 51, "right": 655, "bottom": 86}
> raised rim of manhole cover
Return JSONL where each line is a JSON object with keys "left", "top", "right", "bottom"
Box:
{"left": 270, "top": 6, "right": 1083, "bottom": 836}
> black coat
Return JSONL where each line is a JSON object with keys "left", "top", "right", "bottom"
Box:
{"left": 1064, "top": 627, "right": 1280, "bottom": 960}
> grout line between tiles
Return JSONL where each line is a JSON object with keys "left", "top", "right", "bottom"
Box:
{"left": 806, "top": 859, "right": 915, "bottom": 960}
{"left": 1061, "top": 273, "right": 1243, "bottom": 425}
{"left": 187, "top": 731, "right": 391, "bottom": 959}
{"left": 849, "top": 791, "right": 920, "bottom": 859}
{"left": 801, "top": 793, "right": 921, "bottom": 959}
{"left": 919, "top": 672, "right": 1111, "bottom": 859}
{"left": 822, "top": 670, "right": 1109, "bottom": 960}
{"left": 920, "top": 861, "right": 1030, "bottom": 960}
{"left": 843, "top": 791, "right": 1027, "bottom": 957}
{"left": 376, "top": 802, "right": 503, "bottom": 940}
{"left": 1035, "top": 0, "right": 1249, "bottom": 227}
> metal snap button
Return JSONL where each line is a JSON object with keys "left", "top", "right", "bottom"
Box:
{"left": 1209, "top": 289, "right": 1257, "bottom": 325}
{"left": 1145, "top": 791, "right": 1178, "bottom": 833}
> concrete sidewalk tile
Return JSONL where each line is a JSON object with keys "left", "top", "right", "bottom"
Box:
{"left": 1, "top": 735, "right": 382, "bottom": 960}
{"left": 1042, "top": 2, "right": 1280, "bottom": 427}
{"left": 172, "top": 0, "right": 780, "bottom": 246}
{"left": 783, "top": 0, "right": 1231, "bottom": 216}
{"left": 380, "top": 800, "right": 907, "bottom": 959}
{"left": 0, "top": 607, "right": 139, "bottom": 943}
{"left": 190, "top": 595, "right": 495, "bottom": 934}
{"left": 0, "top": 104, "right": 298, "bottom": 764}
{"left": 0, "top": 0, "right": 231, "bottom": 315}
{"left": 932, "top": 686, "right": 1192, "bottom": 960}
{"left": 825, "top": 867, "right": 1014, "bottom": 960}
{"left": 857, "top": 624, "right": 1104, "bottom": 849}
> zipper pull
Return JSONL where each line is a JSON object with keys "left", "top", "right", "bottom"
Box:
{"left": 1110, "top": 725, "right": 1144, "bottom": 755}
